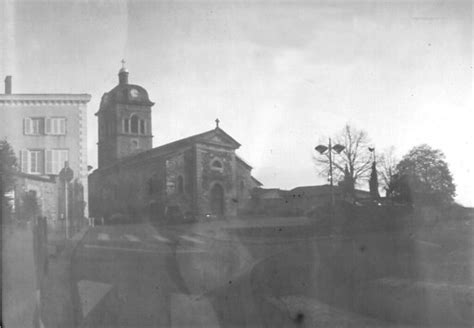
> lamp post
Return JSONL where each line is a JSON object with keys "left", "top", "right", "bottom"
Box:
{"left": 368, "top": 147, "right": 376, "bottom": 162}
{"left": 59, "top": 161, "right": 74, "bottom": 239}
{"left": 315, "top": 138, "right": 345, "bottom": 207}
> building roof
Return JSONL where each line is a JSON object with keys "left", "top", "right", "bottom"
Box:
{"left": 236, "top": 155, "right": 252, "bottom": 169}
{"left": 98, "top": 83, "right": 154, "bottom": 111}
{"left": 251, "top": 176, "right": 263, "bottom": 187}
{"left": 94, "top": 126, "right": 242, "bottom": 172}
{"left": 289, "top": 185, "right": 371, "bottom": 198}
{"left": 252, "top": 185, "right": 372, "bottom": 200}
{"left": 290, "top": 185, "right": 336, "bottom": 197}
{"left": 252, "top": 188, "right": 286, "bottom": 199}
{"left": 0, "top": 94, "right": 91, "bottom": 105}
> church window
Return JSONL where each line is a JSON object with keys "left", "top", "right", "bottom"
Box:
{"left": 211, "top": 159, "right": 223, "bottom": 169}
{"left": 131, "top": 139, "right": 139, "bottom": 149}
{"left": 140, "top": 120, "right": 145, "bottom": 134}
{"left": 177, "top": 175, "right": 184, "bottom": 194}
{"left": 123, "top": 119, "right": 130, "bottom": 133}
{"left": 131, "top": 115, "right": 139, "bottom": 133}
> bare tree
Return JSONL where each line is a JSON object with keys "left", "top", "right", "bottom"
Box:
{"left": 314, "top": 124, "right": 372, "bottom": 187}
{"left": 378, "top": 146, "right": 399, "bottom": 195}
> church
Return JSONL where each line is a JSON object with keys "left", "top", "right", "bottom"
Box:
{"left": 89, "top": 65, "right": 262, "bottom": 222}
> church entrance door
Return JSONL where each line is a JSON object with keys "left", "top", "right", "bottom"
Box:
{"left": 210, "top": 183, "right": 224, "bottom": 216}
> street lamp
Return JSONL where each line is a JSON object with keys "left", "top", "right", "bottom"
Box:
{"left": 315, "top": 138, "right": 345, "bottom": 207}
{"left": 368, "top": 147, "right": 376, "bottom": 162}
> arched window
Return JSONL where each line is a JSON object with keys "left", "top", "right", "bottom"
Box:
{"left": 177, "top": 175, "right": 184, "bottom": 194}
{"left": 131, "top": 116, "right": 139, "bottom": 133}
{"left": 131, "top": 139, "right": 139, "bottom": 149}
{"left": 211, "top": 159, "right": 223, "bottom": 169}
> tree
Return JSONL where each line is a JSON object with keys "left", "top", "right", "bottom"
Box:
{"left": 391, "top": 144, "right": 455, "bottom": 205}
{"left": 378, "top": 146, "right": 399, "bottom": 196}
{"left": 1, "top": 140, "right": 18, "bottom": 222}
{"left": 386, "top": 172, "right": 413, "bottom": 204}
{"left": 315, "top": 124, "right": 372, "bottom": 187}
{"left": 0, "top": 139, "right": 18, "bottom": 195}
{"left": 369, "top": 161, "right": 380, "bottom": 199}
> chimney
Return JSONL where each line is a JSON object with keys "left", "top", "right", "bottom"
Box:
{"left": 5, "top": 76, "right": 12, "bottom": 94}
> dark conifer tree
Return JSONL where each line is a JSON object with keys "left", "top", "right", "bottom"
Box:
{"left": 369, "top": 161, "right": 380, "bottom": 200}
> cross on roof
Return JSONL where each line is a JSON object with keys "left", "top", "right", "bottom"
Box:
{"left": 121, "top": 59, "right": 126, "bottom": 69}
{"left": 215, "top": 118, "right": 220, "bottom": 128}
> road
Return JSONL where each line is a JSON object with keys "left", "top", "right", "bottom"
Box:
{"left": 72, "top": 222, "right": 267, "bottom": 327}
{"left": 2, "top": 224, "right": 37, "bottom": 328}
{"left": 69, "top": 219, "right": 474, "bottom": 328}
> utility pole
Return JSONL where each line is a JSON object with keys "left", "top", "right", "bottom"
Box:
{"left": 59, "top": 161, "right": 74, "bottom": 239}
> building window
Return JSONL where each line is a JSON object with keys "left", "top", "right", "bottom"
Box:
{"left": 211, "top": 159, "right": 223, "bottom": 170}
{"left": 177, "top": 175, "right": 184, "bottom": 194}
{"left": 123, "top": 119, "right": 130, "bottom": 133}
{"left": 30, "top": 150, "right": 41, "bottom": 174}
{"left": 46, "top": 118, "right": 66, "bottom": 135}
{"left": 31, "top": 119, "right": 43, "bottom": 135}
{"left": 45, "top": 149, "right": 69, "bottom": 174}
{"left": 240, "top": 180, "right": 245, "bottom": 198}
{"left": 131, "top": 116, "right": 139, "bottom": 133}
{"left": 131, "top": 139, "right": 139, "bottom": 149}
{"left": 140, "top": 120, "right": 145, "bottom": 134}
{"left": 20, "top": 149, "right": 44, "bottom": 174}
{"left": 24, "top": 117, "right": 44, "bottom": 135}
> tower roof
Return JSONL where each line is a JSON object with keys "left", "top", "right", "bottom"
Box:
{"left": 97, "top": 65, "right": 154, "bottom": 113}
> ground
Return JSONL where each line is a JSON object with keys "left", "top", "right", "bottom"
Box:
{"left": 3, "top": 211, "right": 473, "bottom": 327}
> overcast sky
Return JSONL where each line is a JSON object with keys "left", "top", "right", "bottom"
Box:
{"left": 1, "top": 0, "right": 473, "bottom": 206}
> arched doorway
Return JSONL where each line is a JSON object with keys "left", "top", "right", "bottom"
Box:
{"left": 210, "top": 183, "right": 225, "bottom": 215}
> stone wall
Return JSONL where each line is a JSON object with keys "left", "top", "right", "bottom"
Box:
{"left": 14, "top": 174, "right": 58, "bottom": 220}
{"left": 89, "top": 156, "right": 167, "bottom": 219}
{"left": 235, "top": 159, "right": 259, "bottom": 214}
{"left": 195, "top": 143, "right": 237, "bottom": 216}
{"left": 89, "top": 142, "right": 257, "bottom": 220}
{"left": 164, "top": 149, "right": 194, "bottom": 214}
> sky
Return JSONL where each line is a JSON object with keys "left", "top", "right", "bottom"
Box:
{"left": 1, "top": 0, "right": 473, "bottom": 206}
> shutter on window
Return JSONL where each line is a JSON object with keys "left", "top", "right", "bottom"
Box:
{"left": 23, "top": 118, "right": 32, "bottom": 135}
{"left": 45, "top": 150, "right": 53, "bottom": 174}
{"left": 38, "top": 150, "right": 44, "bottom": 174}
{"left": 45, "top": 118, "right": 52, "bottom": 135}
{"left": 60, "top": 118, "right": 66, "bottom": 135}
{"left": 52, "top": 150, "right": 58, "bottom": 173}
{"left": 20, "top": 150, "right": 29, "bottom": 173}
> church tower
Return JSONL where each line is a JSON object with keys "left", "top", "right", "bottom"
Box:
{"left": 96, "top": 62, "right": 154, "bottom": 168}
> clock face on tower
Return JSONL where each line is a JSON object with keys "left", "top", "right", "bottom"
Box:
{"left": 129, "top": 88, "right": 139, "bottom": 98}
